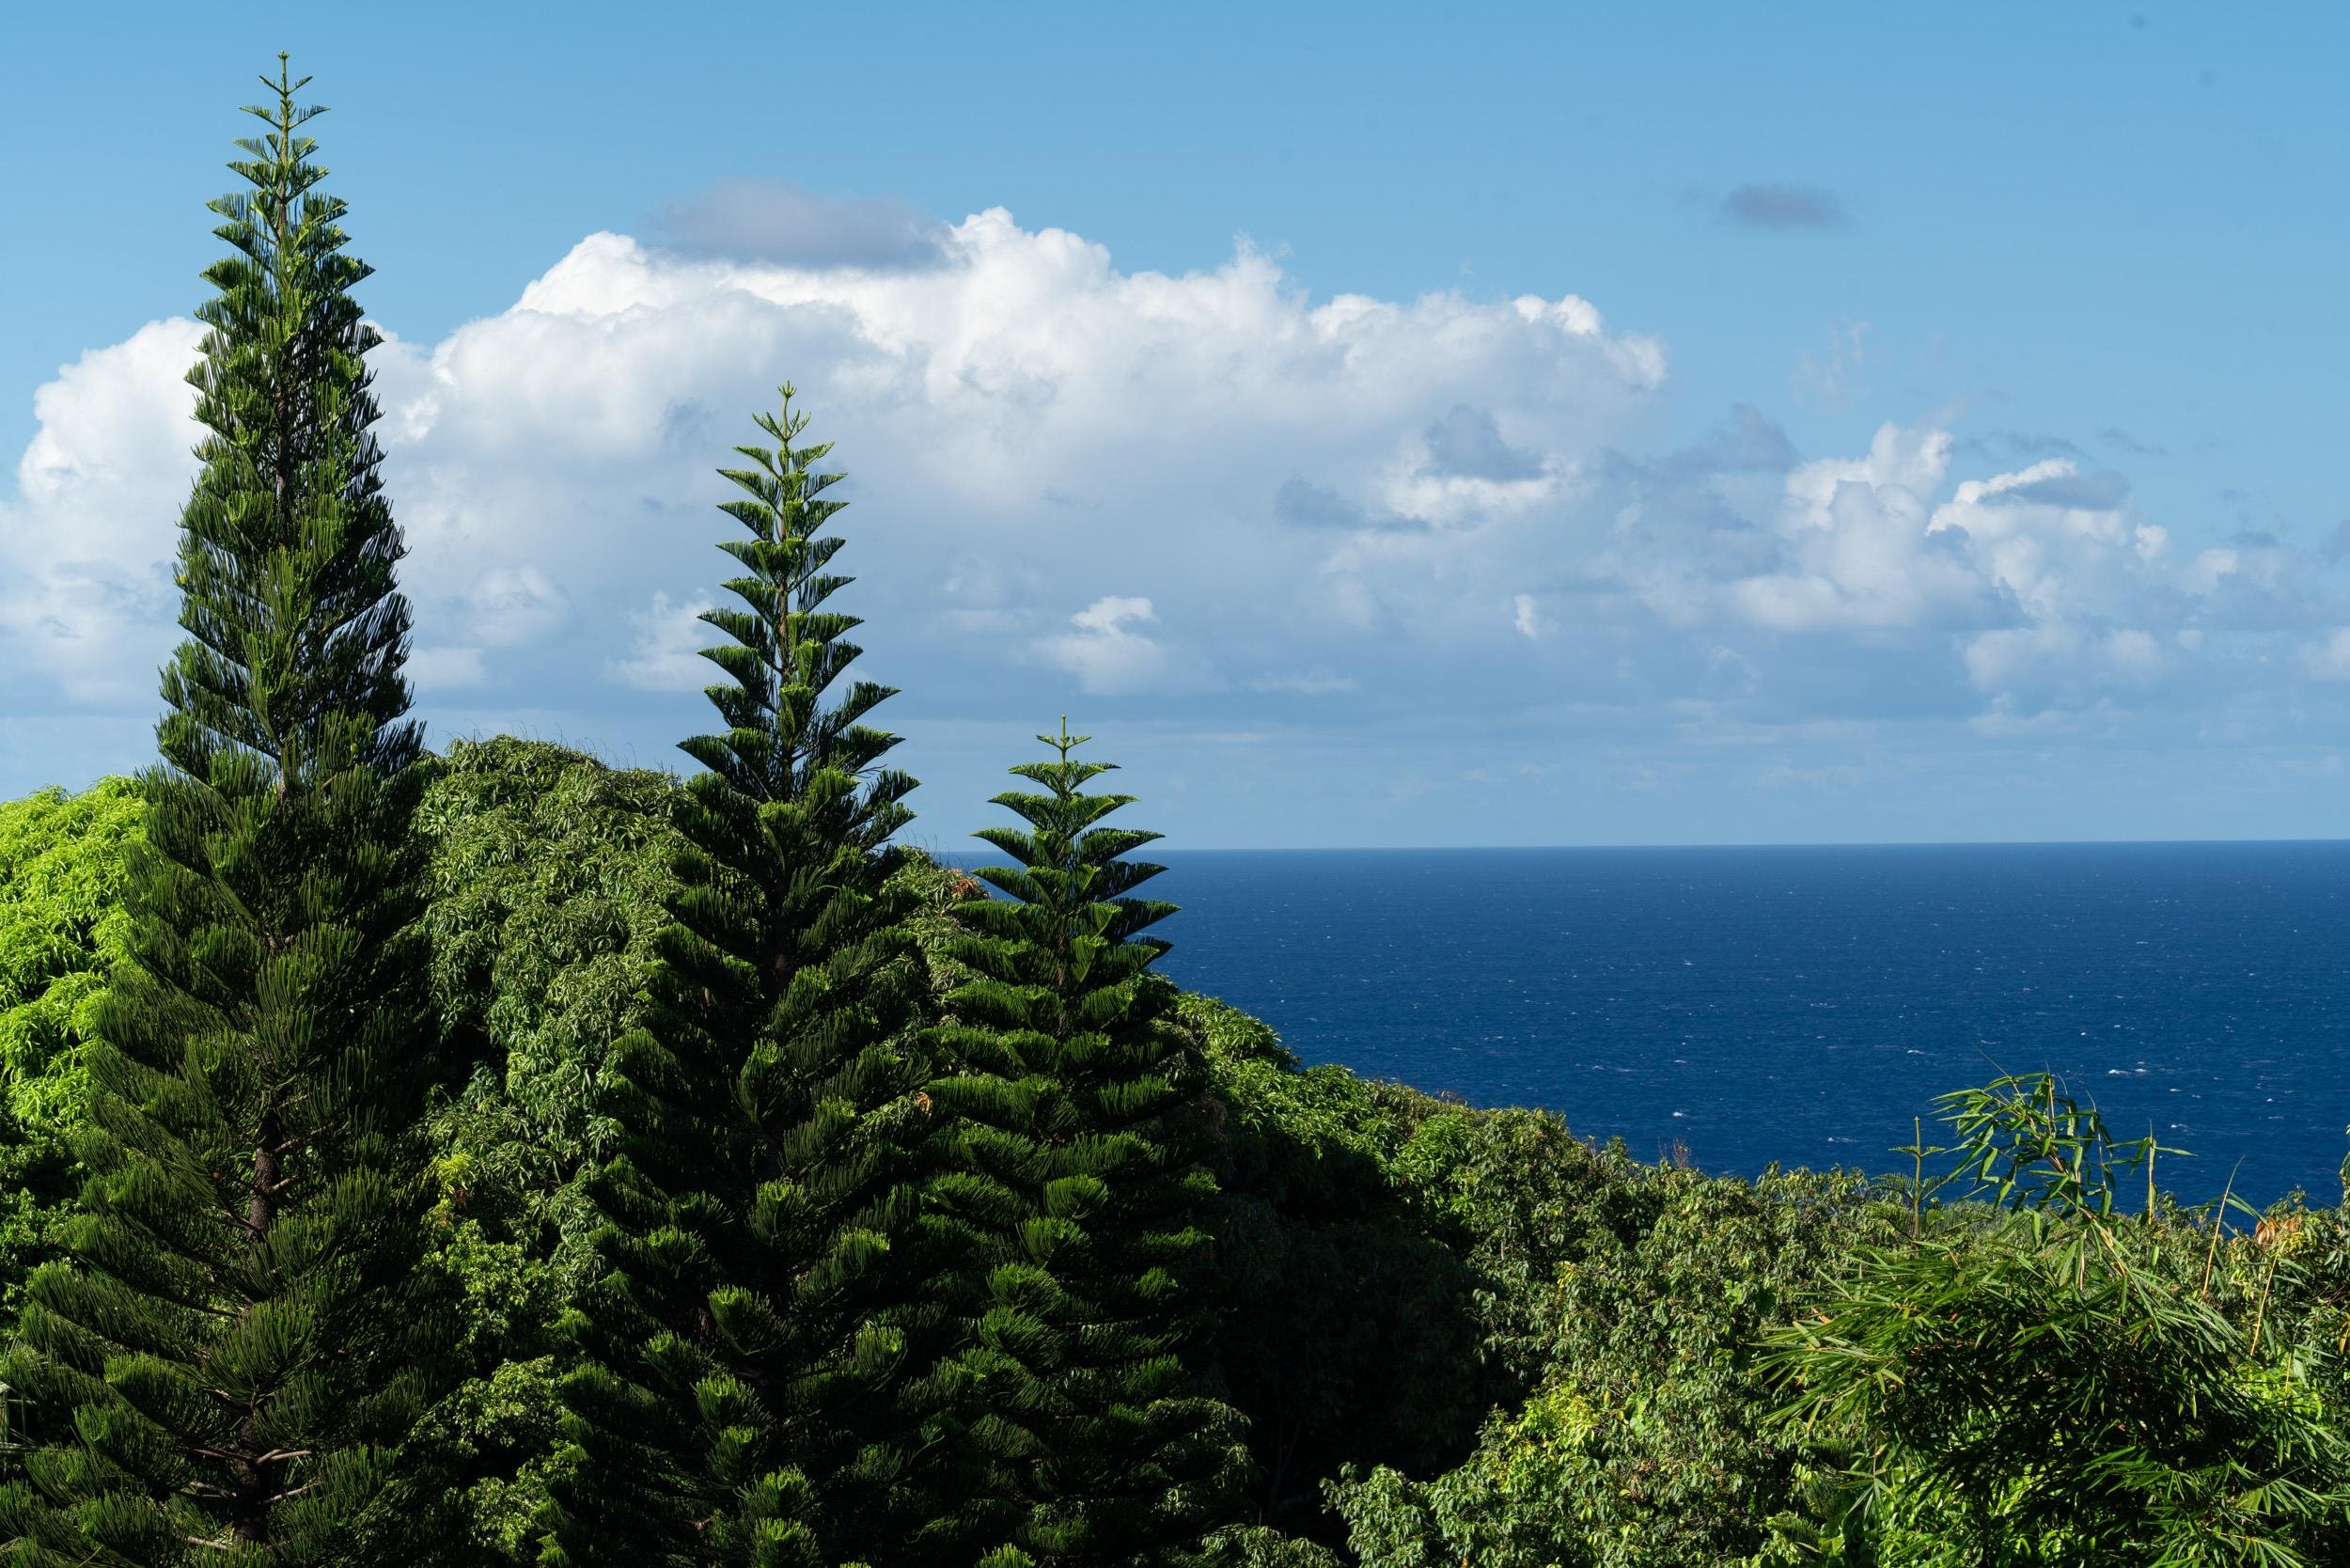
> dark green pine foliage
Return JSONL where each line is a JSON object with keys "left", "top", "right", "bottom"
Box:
{"left": 546, "top": 387, "right": 934, "bottom": 1568}
{"left": 0, "top": 59, "right": 442, "bottom": 1566}
{"left": 926, "top": 726, "right": 1244, "bottom": 1567}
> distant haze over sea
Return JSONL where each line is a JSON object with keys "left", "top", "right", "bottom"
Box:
{"left": 1134, "top": 842, "right": 2350, "bottom": 1206}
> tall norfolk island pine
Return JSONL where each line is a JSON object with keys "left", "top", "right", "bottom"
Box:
{"left": 0, "top": 61, "right": 442, "bottom": 1565}
{"left": 547, "top": 388, "right": 936, "bottom": 1567}
{"left": 928, "top": 727, "right": 1243, "bottom": 1567}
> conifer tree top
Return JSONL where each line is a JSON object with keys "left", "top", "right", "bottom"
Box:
{"left": 682, "top": 384, "right": 911, "bottom": 840}
{"left": 164, "top": 51, "right": 415, "bottom": 792}
{"left": 969, "top": 719, "right": 1177, "bottom": 966}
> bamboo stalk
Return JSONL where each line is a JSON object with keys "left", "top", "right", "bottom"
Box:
{"left": 1912, "top": 1116, "right": 1924, "bottom": 1241}
{"left": 2200, "top": 1166, "right": 2237, "bottom": 1302}
{"left": 2251, "top": 1247, "right": 2280, "bottom": 1356}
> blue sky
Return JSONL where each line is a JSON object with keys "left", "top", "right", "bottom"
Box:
{"left": 5, "top": 2, "right": 2348, "bottom": 847}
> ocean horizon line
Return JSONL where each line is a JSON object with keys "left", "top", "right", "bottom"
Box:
{"left": 934, "top": 835, "right": 2350, "bottom": 856}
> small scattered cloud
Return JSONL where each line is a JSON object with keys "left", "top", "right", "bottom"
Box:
{"left": 1512, "top": 592, "right": 1553, "bottom": 640}
{"left": 1251, "top": 671, "right": 1355, "bottom": 695}
{"left": 1387, "top": 773, "right": 1435, "bottom": 806}
{"left": 1038, "top": 594, "right": 1201, "bottom": 696}
{"left": 1954, "top": 430, "right": 2084, "bottom": 463}
{"left": 1793, "top": 320, "right": 1871, "bottom": 411}
{"left": 2098, "top": 426, "right": 2168, "bottom": 457}
{"left": 2302, "top": 628, "right": 2350, "bottom": 682}
{"left": 1760, "top": 759, "right": 1868, "bottom": 789}
{"left": 467, "top": 564, "right": 568, "bottom": 647}
{"left": 607, "top": 591, "right": 718, "bottom": 691}
{"left": 409, "top": 646, "right": 489, "bottom": 690}
{"left": 1967, "top": 697, "right": 2081, "bottom": 739}
{"left": 1717, "top": 183, "right": 1849, "bottom": 231}
{"left": 651, "top": 178, "right": 944, "bottom": 270}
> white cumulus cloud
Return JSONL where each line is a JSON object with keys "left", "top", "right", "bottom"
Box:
{"left": 3, "top": 201, "right": 2344, "bottom": 808}
{"left": 0, "top": 319, "right": 206, "bottom": 702}
{"left": 1038, "top": 595, "right": 1198, "bottom": 697}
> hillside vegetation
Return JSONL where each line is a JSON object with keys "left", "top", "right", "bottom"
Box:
{"left": 7, "top": 745, "right": 2350, "bottom": 1563}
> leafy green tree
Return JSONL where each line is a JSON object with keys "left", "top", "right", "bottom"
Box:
{"left": 1328, "top": 1158, "right": 1898, "bottom": 1568}
{"left": 923, "top": 724, "right": 1246, "bottom": 1566}
{"left": 0, "top": 781, "right": 143, "bottom": 1314}
{"left": 0, "top": 57, "right": 445, "bottom": 1564}
{"left": 396, "top": 738, "right": 696, "bottom": 1563}
{"left": 1762, "top": 1074, "right": 2350, "bottom": 1566}
{"left": 544, "top": 387, "right": 933, "bottom": 1567}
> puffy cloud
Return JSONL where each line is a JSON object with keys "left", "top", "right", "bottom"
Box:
{"left": 1038, "top": 595, "right": 1202, "bottom": 697}
{"left": 0, "top": 319, "right": 205, "bottom": 702}
{"left": 322, "top": 212, "right": 1677, "bottom": 727}
{"left": 1731, "top": 424, "right": 1983, "bottom": 632}
{"left": 4, "top": 201, "right": 2346, "bottom": 818}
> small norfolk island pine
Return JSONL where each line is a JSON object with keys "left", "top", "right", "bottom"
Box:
{"left": 0, "top": 59, "right": 446, "bottom": 1566}
{"left": 542, "top": 387, "right": 937, "bottom": 1568}
{"left": 921, "top": 725, "right": 1246, "bottom": 1568}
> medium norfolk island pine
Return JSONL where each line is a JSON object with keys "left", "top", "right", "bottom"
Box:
{"left": 0, "top": 60, "right": 444, "bottom": 1566}
{"left": 544, "top": 388, "right": 938, "bottom": 1567}
{"left": 923, "top": 726, "right": 1246, "bottom": 1567}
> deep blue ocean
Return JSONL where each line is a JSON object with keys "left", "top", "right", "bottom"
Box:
{"left": 1137, "top": 843, "right": 2350, "bottom": 1207}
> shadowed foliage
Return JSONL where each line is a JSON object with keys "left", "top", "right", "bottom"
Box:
{"left": 917, "top": 724, "right": 1247, "bottom": 1566}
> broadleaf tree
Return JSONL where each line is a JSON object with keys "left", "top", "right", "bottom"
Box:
{"left": 0, "top": 780, "right": 145, "bottom": 1318}
{"left": 0, "top": 57, "right": 446, "bottom": 1565}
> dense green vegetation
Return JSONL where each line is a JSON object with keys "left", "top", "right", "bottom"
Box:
{"left": 8, "top": 58, "right": 2350, "bottom": 1567}
{"left": 0, "top": 781, "right": 141, "bottom": 1318}
{"left": 9, "top": 749, "right": 2350, "bottom": 1564}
